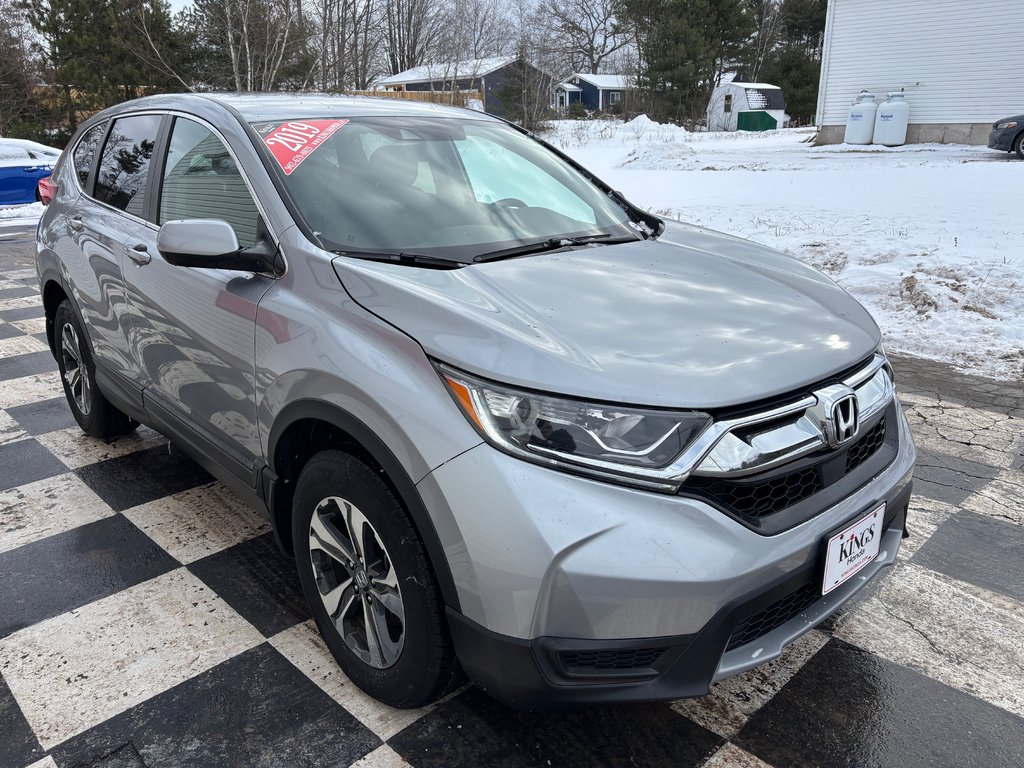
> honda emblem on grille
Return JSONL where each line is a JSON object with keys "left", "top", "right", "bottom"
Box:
{"left": 830, "top": 394, "right": 859, "bottom": 445}
{"left": 811, "top": 384, "right": 861, "bottom": 449}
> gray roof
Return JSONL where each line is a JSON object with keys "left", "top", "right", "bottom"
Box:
{"left": 378, "top": 56, "right": 517, "bottom": 86}
{"left": 92, "top": 92, "right": 497, "bottom": 124}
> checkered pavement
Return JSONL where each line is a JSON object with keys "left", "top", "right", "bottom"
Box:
{"left": 1, "top": 259, "right": 1022, "bottom": 768}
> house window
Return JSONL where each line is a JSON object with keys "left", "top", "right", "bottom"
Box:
{"left": 724, "top": 94, "right": 732, "bottom": 113}
{"left": 609, "top": 91, "right": 622, "bottom": 105}
{"left": 558, "top": 93, "right": 566, "bottom": 108}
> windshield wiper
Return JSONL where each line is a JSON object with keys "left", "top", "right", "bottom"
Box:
{"left": 472, "top": 233, "right": 641, "bottom": 263}
{"left": 332, "top": 250, "right": 463, "bottom": 269}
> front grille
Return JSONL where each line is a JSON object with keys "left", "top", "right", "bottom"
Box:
{"left": 726, "top": 581, "right": 819, "bottom": 651}
{"left": 681, "top": 406, "right": 895, "bottom": 533}
{"left": 845, "top": 417, "right": 887, "bottom": 473}
{"left": 685, "top": 465, "right": 824, "bottom": 520}
{"left": 558, "top": 647, "right": 667, "bottom": 672}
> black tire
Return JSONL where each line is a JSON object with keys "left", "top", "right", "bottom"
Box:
{"left": 54, "top": 300, "right": 138, "bottom": 438}
{"left": 292, "top": 449, "right": 458, "bottom": 708}
{"left": 1015, "top": 132, "right": 1024, "bottom": 160}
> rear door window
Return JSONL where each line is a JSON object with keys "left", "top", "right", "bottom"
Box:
{"left": 73, "top": 123, "right": 107, "bottom": 191}
{"left": 94, "top": 114, "right": 162, "bottom": 217}
{"left": 158, "top": 118, "right": 261, "bottom": 248}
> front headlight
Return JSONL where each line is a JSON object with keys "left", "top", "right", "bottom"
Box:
{"left": 436, "top": 363, "right": 711, "bottom": 490}
{"left": 996, "top": 121, "right": 1018, "bottom": 129}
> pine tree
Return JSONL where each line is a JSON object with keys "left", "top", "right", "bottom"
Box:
{"left": 756, "top": 0, "right": 826, "bottom": 124}
{"left": 23, "top": 0, "right": 184, "bottom": 135}
{"left": 620, "top": 0, "right": 754, "bottom": 124}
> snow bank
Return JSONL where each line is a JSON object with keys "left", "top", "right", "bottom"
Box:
{"left": 549, "top": 119, "right": 1023, "bottom": 381}
{"left": 617, "top": 144, "right": 695, "bottom": 171}
{"left": 0, "top": 202, "right": 43, "bottom": 227}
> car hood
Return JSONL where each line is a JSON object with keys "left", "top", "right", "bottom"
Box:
{"left": 332, "top": 222, "right": 880, "bottom": 409}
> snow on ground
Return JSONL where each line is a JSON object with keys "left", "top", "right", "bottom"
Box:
{"left": 2, "top": 122, "right": 1020, "bottom": 380}
{"left": 0, "top": 202, "right": 44, "bottom": 228}
{"left": 548, "top": 118, "right": 1024, "bottom": 381}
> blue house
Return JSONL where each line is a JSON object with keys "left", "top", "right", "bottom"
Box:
{"left": 555, "top": 74, "right": 634, "bottom": 112}
{"left": 378, "top": 56, "right": 551, "bottom": 118}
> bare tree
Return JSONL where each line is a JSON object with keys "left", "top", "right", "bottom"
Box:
{"left": 299, "top": 0, "right": 394, "bottom": 91}
{"left": 747, "top": 0, "right": 785, "bottom": 81}
{"left": 0, "top": 0, "right": 41, "bottom": 135}
{"left": 435, "top": 0, "right": 509, "bottom": 61}
{"left": 492, "top": 0, "right": 571, "bottom": 129}
{"left": 382, "top": 0, "right": 443, "bottom": 75}
{"left": 535, "top": 0, "right": 626, "bottom": 75}
{"left": 197, "top": 0, "right": 298, "bottom": 91}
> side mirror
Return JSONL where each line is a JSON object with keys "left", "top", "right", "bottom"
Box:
{"left": 157, "top": 219, "right": 277, "bottom": 273}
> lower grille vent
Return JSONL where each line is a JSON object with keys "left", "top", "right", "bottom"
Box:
{"left": 559, "top": 647, "right": 667, "bottom": 672}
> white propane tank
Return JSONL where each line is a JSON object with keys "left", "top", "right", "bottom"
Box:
{"left": 844, "top": 91, "right": 877, "bottom": 144}
{"left": 873, "top": 91, "right": 910, "bottom": 146}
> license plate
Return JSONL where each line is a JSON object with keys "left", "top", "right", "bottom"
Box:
{"left": 822, "top": 504, "right": 884, "bottom": 595}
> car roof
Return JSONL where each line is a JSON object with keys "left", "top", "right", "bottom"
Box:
{"left": 94, "top": 92, "right": 498, "bottom": 125}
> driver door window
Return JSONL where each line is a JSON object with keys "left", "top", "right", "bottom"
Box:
{"left": 159, "top": 118, "right": 260, "bottom": 247}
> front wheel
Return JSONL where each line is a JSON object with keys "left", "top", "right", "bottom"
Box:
{"left": 54, "top": 300, "right": 137, "bottom": 438}
{"left": 1015, "top": 132, "right": 1024, "bottom": 160}
{"left": 292, "top": 450, "right": 458, "bottom": 708}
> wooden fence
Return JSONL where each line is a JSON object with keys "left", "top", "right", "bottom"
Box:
{"left": 342, "top": 90, "right": 482, "bottom": 107}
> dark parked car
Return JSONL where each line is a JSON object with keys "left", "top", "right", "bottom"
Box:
{"left": 0, "top": 139, "right": 60, "bottom": 205}
{"left": 988, "top": 115, "right": 1024, "bottom": 159}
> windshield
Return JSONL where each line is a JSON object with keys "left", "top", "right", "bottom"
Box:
{"left": 252, "top": 116, "right": 639, "bottom": 261}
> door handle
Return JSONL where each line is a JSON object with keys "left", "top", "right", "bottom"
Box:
{"left": 126, "top": 242, "right": 151, "bottom": 266}
{"left": 68, "top": 215, "right": 84, "bottom": 232}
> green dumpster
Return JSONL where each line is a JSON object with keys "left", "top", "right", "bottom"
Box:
{"left": 736, "top": 111, "right": 778, "bottom": 131}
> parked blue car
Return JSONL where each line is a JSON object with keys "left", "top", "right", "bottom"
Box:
{"left": 0, "top": 139, "right": 61, "bottom": 205}
{"left": 988, "top": 115, "right": 1024, "bottom": 159}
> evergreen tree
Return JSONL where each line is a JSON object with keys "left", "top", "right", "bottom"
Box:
{"left": 23, "top": 0, "right": 184, "bottom": 136}
{"left": 620, "top": 0, "right": 753, "bottom": 124}
{"left": 757, "top": 0, "right": 826, "bottom": 124}
{"left": 0, "top": 0, "right": 46, "bottom": 139}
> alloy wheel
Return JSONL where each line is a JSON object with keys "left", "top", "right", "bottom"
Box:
{"left": 60, "top": 322, "right": 91, "bottom": 416}
{"left": 308, "top": 496, "right": 405, "bottom": 669}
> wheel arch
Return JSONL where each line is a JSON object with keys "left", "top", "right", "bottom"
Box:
{"left": 41, "top": 272, "right": 70, "bottom": 360}
{"left": 266, "top": 398, "right": 461, "bottom": 612}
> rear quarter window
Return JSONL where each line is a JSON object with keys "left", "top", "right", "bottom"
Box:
{"left": 72, "top": 123, "right": 107, "bottom": 190}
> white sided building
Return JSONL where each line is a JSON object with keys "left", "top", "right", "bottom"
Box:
{"left": 706, "top": 82, "right": 787, "bottom": 132}
{"left": 816, "top": 0, "right": 1024, "bottom": 144}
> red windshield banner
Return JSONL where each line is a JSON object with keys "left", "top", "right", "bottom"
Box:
{"left": 262, "top": 119, "right": 348, "bottom": 175}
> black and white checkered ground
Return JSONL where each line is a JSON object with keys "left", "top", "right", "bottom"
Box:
{"left": 1, "top": 249, "right": 1022, "bottom": 768}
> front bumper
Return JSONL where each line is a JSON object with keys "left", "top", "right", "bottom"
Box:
{"left": 447, "top": 483, "right": 910, "bottom": 708}
{"left": 418, "top": 400, "right": 916, "bottom": 707}
{"left": 988, "top": 127, "right": 1017, "bottom": 150}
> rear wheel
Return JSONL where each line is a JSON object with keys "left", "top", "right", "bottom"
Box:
{"left": 292, "top": 450, "right": 458, "bottom": 707}
{"left": 54, "top": 300, "right": 137, "bottom": 438}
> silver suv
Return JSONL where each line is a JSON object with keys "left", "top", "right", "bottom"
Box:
{"left": 36, "top": 94, "right": 916, "bottom": 709}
